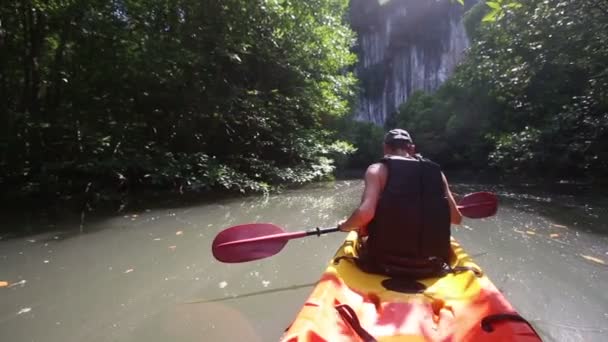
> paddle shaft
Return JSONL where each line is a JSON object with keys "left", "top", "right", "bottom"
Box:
{"left": 215, "top": 200, "right": 493, "bottom": 249}
{"left": 306, "top": 226, "right": 341, "bottom": 236}
{"left": 457, "top": 201, "right": 494, "bottom": 210}
{"left": 212, "top": 191, "right": 498, "bottom": 263}
{"left": 215, "top": 226, "right": 339, "bottom": 248}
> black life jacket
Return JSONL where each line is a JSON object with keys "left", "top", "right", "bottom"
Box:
{"left": 364, "top": 156, "right": 451, "bottom": 271}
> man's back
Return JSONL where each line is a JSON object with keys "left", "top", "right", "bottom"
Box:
{"left": 365, "top": 156, "right": 451, "bottom": 263}
{"left": 337, "top": 128, "right": 462, "bottom": 277}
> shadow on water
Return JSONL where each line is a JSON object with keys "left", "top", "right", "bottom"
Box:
{"left": 184, "top": 282, "right": 318, "bottom": 304}
{"left": 0, "top": 180, "right": 360, "bottom": 241}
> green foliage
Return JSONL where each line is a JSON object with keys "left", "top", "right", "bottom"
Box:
{"left": 482, "top": 0, "right": 522, "bottom": 22}
{"left": 488, "top": 127, "right": 543, "bottom": 172}
{"left": 333, "top": 119, "right": 385, "bottom": 169}
{"left": 403, "top": 0, "right": 608, "bottom": 177}
{"left": 0, "top": 0, "right": 357, "bottom": 204}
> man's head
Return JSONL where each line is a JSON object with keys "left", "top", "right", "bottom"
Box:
{"left": 383, "top": 128, "right": 415, "bottom": 155}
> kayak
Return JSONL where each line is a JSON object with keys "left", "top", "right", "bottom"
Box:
{"left": 280, "top": 231, "right": 542, "bottom": 342}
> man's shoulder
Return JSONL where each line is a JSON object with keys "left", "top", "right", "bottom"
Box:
{"left": 365, "top": 162, "right": 387, "bottom": 179}
{"left": 366, "top": 162, "right": 385, "bottom": 173}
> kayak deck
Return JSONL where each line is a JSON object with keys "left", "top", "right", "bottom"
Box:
{"left": 281, "top": 231, "right": 541, "bottom": 342}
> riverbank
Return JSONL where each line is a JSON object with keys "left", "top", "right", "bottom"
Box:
{"left": 3, "top": 167, "right": 607, "bottom": 238}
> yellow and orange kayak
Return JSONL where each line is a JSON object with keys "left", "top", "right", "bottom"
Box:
{"left": 281, "top": 231, "right": 542, "bottom": 342}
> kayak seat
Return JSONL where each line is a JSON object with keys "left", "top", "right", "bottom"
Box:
{"left": 332, "top": 249, "right": 482, "bottom": 280}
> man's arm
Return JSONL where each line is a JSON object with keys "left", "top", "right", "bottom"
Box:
{"left": 338, "top": 163, "right": 383, "bottom": 232}
{"left": 442, "top": 172, "right": 462, "bottom": 225}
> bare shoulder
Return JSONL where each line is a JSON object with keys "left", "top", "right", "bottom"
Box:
{"left": 365, "top": 162, "right": 387, "bottom": 188}
{"left": 365, "top": 163, "right": 384, "bottom": 177}
{"left": 367, "top": 162, "right": 383, "bottom": 173}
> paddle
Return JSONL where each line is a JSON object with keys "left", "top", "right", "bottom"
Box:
{"left": 212, "top": 191, "right": 497, "bottom": 263}
{"left": 457, "top": 191, "right": 497, "bottom": 218}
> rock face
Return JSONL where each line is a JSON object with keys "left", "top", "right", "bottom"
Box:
{"left": 350, "top": 0, "right": 474, "bottom": 124}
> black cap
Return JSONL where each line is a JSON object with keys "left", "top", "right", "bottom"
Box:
{"left": 384, "top": 128, "right": 413, "bottom": 144}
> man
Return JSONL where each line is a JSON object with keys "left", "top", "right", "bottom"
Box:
{"left": 338, "top": 128, "right": 462, "bottom": 276}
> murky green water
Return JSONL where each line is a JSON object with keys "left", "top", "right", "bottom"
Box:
{"left": 1, "top": 180, "right": 607, "bottom": 341}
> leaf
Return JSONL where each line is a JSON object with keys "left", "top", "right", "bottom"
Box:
{"left": 506, "top": 2, "right": 522, "bottom": 9}
{"left": 549, "top": 233, "right": 560, "bottom": 238}
{"left": 228, "top": 53, "right": 242, "bottom": 63}
{"left": 580, "top": 254, "right": 606, "bottom": 265}
{"left": 17, "top": 307, "right": 32, "bottom": 315}
{"left": 7, "top": 280, "right": 26, "bottom": 288}
{"left": 482, "top": 10, "right": 499, "bottom": 22}
{"left": 525, "top": 230, "right": 536, "bottom": 235}
{"left": 486, "top": 1, "right": 501, "bottom": 10}
{"left": 552, "top": 224, "right": 567, "bottom": 229}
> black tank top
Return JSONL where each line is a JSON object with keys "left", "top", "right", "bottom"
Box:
{"left": 365, "top": 156, "right": 451, "bottom": 263}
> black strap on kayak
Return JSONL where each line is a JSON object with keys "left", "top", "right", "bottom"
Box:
{"left": 447, "top": 265, "right": 483, "bottom": 277}
{"left": 332, "top": 255, "right": 357, "bottom": 265}
{"left": 332, "top": 255, "right": 482, "bottom": 278}
{"left": 481, "top": 313, "right": 541, "bottom": 337}
{"left": 381, "top": 278, "right": 427, "bottom": 293}
{"left": 335, "top": 304, "right": 377, "bottom": 342}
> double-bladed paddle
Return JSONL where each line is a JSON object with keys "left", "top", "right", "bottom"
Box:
{"left": 212, "top": 191, "right": 497, "bottom": 263}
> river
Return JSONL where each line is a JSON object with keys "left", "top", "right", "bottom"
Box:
{"left": 1, "top": 179, "right": 607, "bottom": 342}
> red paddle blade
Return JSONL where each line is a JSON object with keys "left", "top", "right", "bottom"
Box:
{"left": 458, "top": 192, "right": 498, "bottom": 218}
{"left": 212, "top": 223, "right": 289, "bottom": 263}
